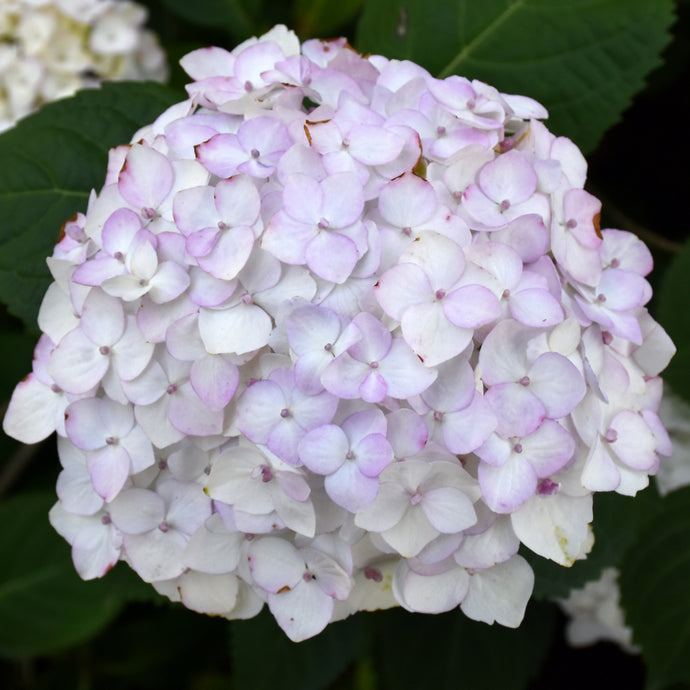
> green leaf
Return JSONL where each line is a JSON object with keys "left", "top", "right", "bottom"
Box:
{"left": 156, "top": 0, "right": 264, "bottom": 40}
{"left": 528, "top": 487, "right": 662, "bottom": 600}
{"left": 657, "top": 239, "right": 690, "bottom": 403}
{"left": 294, "top": 0, "right": 364, "bottom": 37}
{"left": 0, "top": 81, "right": 182, "bottom": 328}
{"left": 372, "top": 600, "right": 556, "bottom": 690}
{"left": 230, "top": 609, "right": 371, "bottom": 690}
{"left": 619, "top": 486, "right": 690, "bottom": 690}
{"left": 356, "top": 0, "right": 675, "bottom": 152}
{"left": 0, "top": 491, "right": 125, "bottom": 658}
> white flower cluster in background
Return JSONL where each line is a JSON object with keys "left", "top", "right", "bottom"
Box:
{"left": 3, "top": 25, "right": 676, "bottom": 642}
{"left": 558, "top": 567, "right": 639, "bottom": 653}
{"left": 0, "top": 0, "right": 167, "bottom": 131}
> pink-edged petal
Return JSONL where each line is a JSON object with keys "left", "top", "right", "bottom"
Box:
{"left": 3, "top": 374, "right": 61, "bottom": 443}
{"left": 269, "top": 581, "right": 334, "bottom": 642}
{"left": 237, "top": 380, "right": 285, "bottom": 442}
{"left": 443, "top": 284, "right": 500, "bottom": 328}
{"left": 376, "top": 263, "right": 432, "bottom": 321}
{"left": 148, "top": 262, "right": 190, "bottom": 304}
{"left": 248, "top": 536, "right": 303, "bottom": 592}
{"left": 401, "top": 301, "right": 473, "bottom": 367}
{"left": 353, "top": 433, "right": 393, "bottom": 477}
{"left": 49, "top": 329, "right": 107, "bottom": 394}
{"left": 359, "top": 370, "right": 388, "bottom": 403}
{"left": 443, "top": 391, "right": 497, "bottom": 455}
{"left": 198, "top": 227, "right": 255, "bottom": 280}
{"left": 321, "top": 354, "right": 369, "bottom": 398}
{"left": 608, "top": 411, "right": 657, "bottom": 471}
{"left": 268, "top": 419, "right": 309, "bottom": 464}
{"left": 87, "top": 446, "right": 130, "bottom": 501}
{"left": 80, "top": 289, "right": 126, "bottom": 346}
{"left": 509, "top": 288, "right": 564, "bottom": 327}
{"left": 190, "top": 354, "right": 239, "bottom": 410}
{"left": 177, "top": 571, "right": 240, "bottom": 614}
{"left": 112, "top": 317, "right": 155, "bottom": 381}
{"left": 485, "top": 383, "right": 545, "bottom": 438}
{"left": 214, "top": 174, "right": 261, "bottom": 225}
{"left": 379, "top": 338, "right": 438, "bottom": 398}
{"left": 124, "top": 528, "right": 188, "bottom": 582}
{"left": 529, "top": 352, "right": 586, "bottom": 419}
{"left": 261, "top": 211, "right": 313, "bottom": 264}
{"left": 119, "top": 144, "right": 174, "bottom": 210}
{"left": 119, "top": 425, "right": 155, "bottom": 474}
{"left": 421, "top": 486, "right": 477, "bottom": 532}
{"left": 478, "top": 320, "right": 532, "bottom": 385}
{"left": 283, "top": 173, "right": 323, "bottom": 224}
{"left": 168, "top": 381, "right": 224, "bottom": 436}
{"left": 522, "top": 420, "right": 575, "bottom": 477}
{"left": 109, "top": 488, "right": 166, "bottom": 534}
{"left": 479, "top": 150, "right": 536, "bottom": 204}
{"left": 325, "top": 463, "right": 379, "bottom": 512}
{"left": 305, "top": 231, "right": 358, "bottom": 283}
{"left": 347, "top": 125, "right": 404, "bottom": 165}
{"left": 195, "top": 133, "right": 246, "bottom": 178}
{"left": 378, "top": 172, "right": 437, "bottom": 228}
{"left": 172, "top": 185, "right": 217, "bottom": 234}
{"left": 298, "top": 424, "right": 348, "bottom": 475}
{"left": 460, "top": 555, "right": 534, "bottom": 627}
{"left": 199, "top": 303, "right": 272, "bottom": 355}
{"left": 354, "top": 480, "right": 410, "bottom": 532}
{"left": 479, "top": 454, "right": 538, "bottom": 513}
{"left": 395, "top": 562, "right": 469, "bottom": 614}
{"left": 380, "top": 507, "right": 438, "bottom": 557}
{"left": 320, "top": 172, "right": 365, "bottom": 227}
{"left": 71, "top": 519, "right": 121, "bottom": 580}
{"left": 101, "top": 207, "right": 143, "bottom": 252}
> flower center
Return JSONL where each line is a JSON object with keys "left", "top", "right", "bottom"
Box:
{"left": 537, "top": 479, "right": 559, "bottom": 496}
{"left": 364, "top": 567, "right": 383, "bottom": 582}
{"left": 250, "top": 148, "right": 260, "bottom": 159}
{"left": 519, "top": 376, "right": 530, "bottom": 387}
{"left": 280, "top": 408, "right": 291, "bottom": 418}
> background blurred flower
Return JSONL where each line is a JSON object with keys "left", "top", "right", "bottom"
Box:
{"left": 0, "top": 0, "right": 167, "bottom": 131}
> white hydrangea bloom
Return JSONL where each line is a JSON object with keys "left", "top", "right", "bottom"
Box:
{"left": 0, "top": 0, "right": 167, "bottom": 130}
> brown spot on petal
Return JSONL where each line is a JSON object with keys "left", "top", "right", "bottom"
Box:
{"left": 593, "top": 212, "right": 602, "bottom": 239}
{"left": 277, "top": 585, "right": 291, "bottom": 594}
{"left": 57, "top": 213, "right": 79, "bottom": 242}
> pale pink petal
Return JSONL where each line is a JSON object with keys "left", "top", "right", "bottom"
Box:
{"left": 199, "top": 303, "right": 272, "bottom": 355}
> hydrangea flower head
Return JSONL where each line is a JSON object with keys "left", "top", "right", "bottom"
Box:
{"left": 0, "top": 0, "right": 167, "bottom": 131}
{"left": 3, "top": 25, "right": 675, "bottom": 642}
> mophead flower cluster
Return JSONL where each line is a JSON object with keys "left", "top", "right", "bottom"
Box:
{"left": 0, "top": 0, "right": 167, "bottom": 131}
{"left": 4, "top": 25, "right": 675, "bottom": 641}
